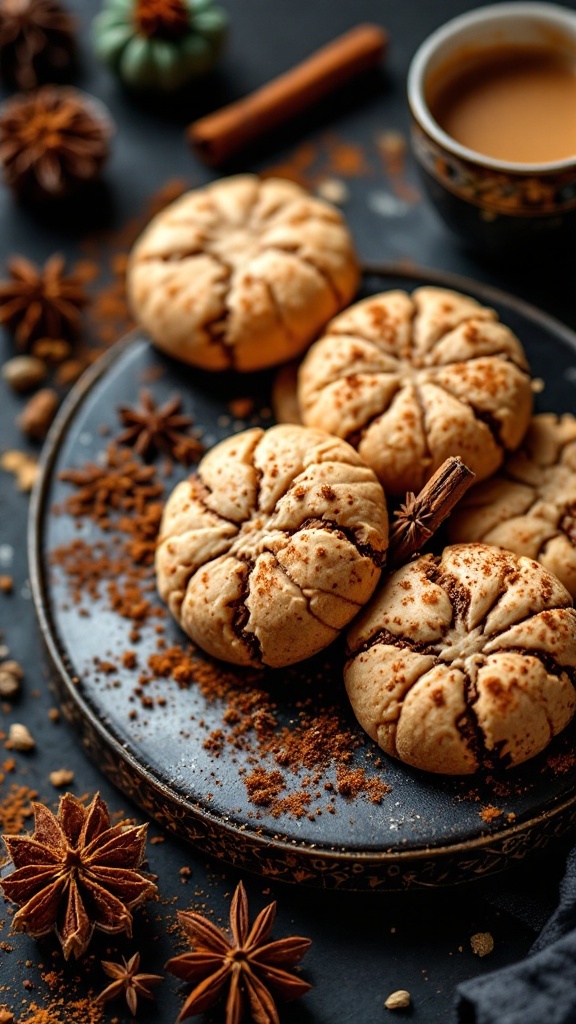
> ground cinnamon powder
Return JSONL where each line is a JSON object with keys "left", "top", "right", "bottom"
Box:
{"left": 51, "top": 470, "right": 392, "bottom": 819}
{"left": 0, "top": 784, "right": 37, "bottom": 834}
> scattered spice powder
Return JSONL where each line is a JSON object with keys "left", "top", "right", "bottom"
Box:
{"left": 547, "top": 750, "right": 576, "bottom": 774}
{"left": 479, "top": 805, "right": 503, "bottom": 824}
{"left": 0, "top": 784, "right": 38, "bottom": 834}
{"left": 51, "top": 462, "right": 392, "bottom": 817}
{"left": 11, "top": 999, "right": 104, "bottom": 1023}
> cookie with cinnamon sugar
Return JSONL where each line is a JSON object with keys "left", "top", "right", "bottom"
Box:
{"left": 156, "top": 424, "right": 388, "bottom": 668}
{"left": 345, "top": 543, "right": 576, "bottom": 775}
{"left": 127, "top": 174, "right": 359, "bottom": 372}
{"left": 298, "top": 286, "right": 533, "bottom": 496}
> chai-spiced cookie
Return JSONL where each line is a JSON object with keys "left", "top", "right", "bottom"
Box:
{"left": 156, "top": 424, "right": 388, "bottom": 668}
{"left": 298, "top": 287, "right": 533, "bottom": 496}
{"left": 448, "top": 414, "right": 576, "bottom": 598}
{"left": 127, "top": 174, "right": 359, "bottom": 372}
{"left": 345, "top": 543, "right": 576, "bottom": 774}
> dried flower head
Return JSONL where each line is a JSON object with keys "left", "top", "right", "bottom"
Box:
{"left": 0, "top": 0, "right": 76, "bottom": 90}
{"left": 0, "top": 792, "right": 158, "bottom": 959}
{"left": 0, "top": 254, "right": 88, "bottom": 350}
{"left": 0, "top": 85, "right": 112, "bottom": 199}
{"left": 166, "top": 880, "right": 312, "bottom": 1023}
{"left": 97, "top": 951, "right": 163, "bottom": 1015}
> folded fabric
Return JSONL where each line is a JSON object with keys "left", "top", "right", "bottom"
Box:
{"left": 456, "top": 846, "right": 576, "bottom": 1024}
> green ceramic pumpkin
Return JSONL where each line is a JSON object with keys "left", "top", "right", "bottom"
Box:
{"left": 92, "top": 0, "right": 228, "bottom": 93}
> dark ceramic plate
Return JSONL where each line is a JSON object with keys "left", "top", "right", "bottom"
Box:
{"left": 30, "top": 264, "right": 576, "bottom": 891}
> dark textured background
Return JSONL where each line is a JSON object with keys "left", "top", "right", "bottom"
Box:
{"left": 1, "top": 1, "right": 576, "bottom": 1021}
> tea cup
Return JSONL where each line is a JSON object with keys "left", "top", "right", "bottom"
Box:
{"left": 407, "top": 2, "right": 576, "bottom": 254}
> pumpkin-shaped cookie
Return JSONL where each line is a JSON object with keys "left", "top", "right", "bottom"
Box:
{"left": 127, "top": 175, "right": 359, "bottom": 372}
{"left": 345, "top": 544, "right": 576, "bottom": 774}
{"left": 298, "top": 287, "right": 533, "bottom": 496}
{"left": 156, "top": 424, "right": 388, "bottom": 668}
{"left": 449, "top": 414, "right": 576, "bottom": 598}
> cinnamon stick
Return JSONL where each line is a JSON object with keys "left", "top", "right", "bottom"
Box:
{"left": 387, "top": 457, "right": 475, "bottom": 570}
{"left": 188, "top": 23, "right": 388, "bottom": 165}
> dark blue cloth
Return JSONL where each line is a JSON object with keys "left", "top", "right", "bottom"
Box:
{"left": 456, "top": 846, "right": 576, "bottom": 1024}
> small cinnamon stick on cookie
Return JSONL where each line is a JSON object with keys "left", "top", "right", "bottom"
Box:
{"left": 388, "top": 457, "right": 475, "bottom": 569}
{"left": 188, "top": 23, "right": 388, "bottom": 165}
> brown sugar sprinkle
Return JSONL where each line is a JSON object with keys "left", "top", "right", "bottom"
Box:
{"left": 0, "top": 784, "right": 38, "bottom": 834}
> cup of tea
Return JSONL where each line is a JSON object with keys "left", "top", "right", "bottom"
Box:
{"left": 407, "top": 2, "right": 576, "bottom": 254}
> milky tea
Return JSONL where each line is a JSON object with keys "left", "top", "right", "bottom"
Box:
{"left": 427, "top": 44, "right": 576, "bottom": 164}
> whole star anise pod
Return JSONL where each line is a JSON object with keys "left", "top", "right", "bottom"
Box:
{"left": 0, "top": 792, "right": 158, "bottom": 960}
{"left": 135, "top": 0, "right": 190, "bottom": 39}
{"left": 166, "top": 881, "right": 312, "bottom": 1023}
{"left": 0, "top": 254, "right": 88, "bottom": 350}
{"left": 0, "top": 0, "right": 77, "bottom": 91}
{"left": 117, "top": 389, "right": 204, "bottom": 464}
{"left": 97, "top": 951, "right": 163, "bottom": 1015}
{"left": 0, "top": 84, "right": 113, "bottom": 200}
{"left": 59, "top": 442, "right": 164, "bottom": 521}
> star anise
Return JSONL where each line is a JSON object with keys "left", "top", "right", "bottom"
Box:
{"left": 135, "top": 0, "right": 190, "bottom": 40}
{"left": 0, "top": 84, "right": 112, "bottom": 200}
{"left": 166, "top": 880, "right": 312, "bottom": 1024}
{"left": 59, "top": 443, "right": 164, "bottom": 521}
{"left": 392, "top": 490, "right": 433, "bottom": 546}
{"left": 117, "top": 389, "right": 204, "bottom": 464}
{"left": 0, "top": 254, "right": 88, "bottom": 351}
{"left": 0, "top": 0, "right": 77, "bottom": 91}
{"left": 387, "top": 457, "right": 475, "bottom": 569}
{"left": 0, "top": 792, "right": 158, "bottom": 960}
{"left": 97, "top": 951, "right": 163, "bottom": 1015}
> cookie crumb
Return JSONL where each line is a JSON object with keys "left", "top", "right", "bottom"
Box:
{"left": 385, "top": 989, "right": 411, "bottom": 1010}
{"left": 49, "top": 768, "right": 74, "bottom": 787}
{"left": 0, "top": 660, "right": 23, "bottom": 699}
{"left": 7, "top": 722, "right": 35, "bottom": 751}
{"left": 470, "top": 932, "right": 494, "bottom": 957}
{"left": 316, "top": 177, "right": 349, "bottom": 205}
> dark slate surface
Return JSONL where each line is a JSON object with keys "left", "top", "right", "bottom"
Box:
{"left": 1, "top": 1, "right": 576, "bottom": 1021}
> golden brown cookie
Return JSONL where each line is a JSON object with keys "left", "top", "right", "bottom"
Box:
{"left": 127, "top": 174, "right": 359, "bottom": 372}
{"left": 298, "top": 286, "right": 533, "bottom": 497}
{"left": 156, "top": 424, "right": 388, "bottom": 668}
{"left": 345, "top": 543, "right": 576, "bottom": 774}
{"left": 449, "top": 414, "right": 576, "bottom": 598}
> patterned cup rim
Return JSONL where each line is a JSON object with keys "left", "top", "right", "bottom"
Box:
{"left": 407, "top": 2, "right": 576, "bottom": 174}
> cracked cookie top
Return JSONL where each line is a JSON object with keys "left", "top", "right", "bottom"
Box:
{"left": 345, "top": 543, "right": 576, "bottom": 774}
{"left": 448, "top": 414, "right": 576, "bottom": 599}
{"left": 127, "top": 174, "right": 359, "bottom": 372}
{"left": 156, "top": 424, "right": 388, "bottom": 668}
{"left": 297, "top": 286, "right": 533, "bottom": 496}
